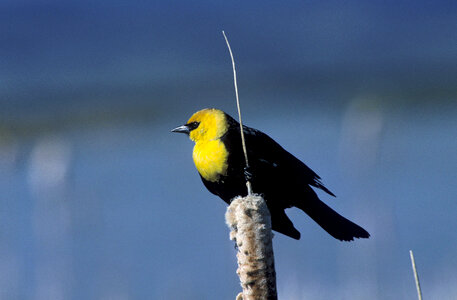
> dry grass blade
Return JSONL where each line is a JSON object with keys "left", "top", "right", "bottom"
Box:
{"left": 409, "top": 250, "right": 423, "bottom": 300}
{"left": 222, "top": 30, "right": 252, "bottom": 195}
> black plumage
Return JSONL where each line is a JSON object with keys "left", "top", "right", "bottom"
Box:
{"left": 173, "top": 109, "right": 370, "bottom": 241}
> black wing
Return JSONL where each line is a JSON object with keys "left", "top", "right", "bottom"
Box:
{"left": 241, "top": 125, "right": 336, "bottom": 197}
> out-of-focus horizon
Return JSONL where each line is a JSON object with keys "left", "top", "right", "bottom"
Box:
{"left": 1, "top": 1, "right": 456, "bottom": 299}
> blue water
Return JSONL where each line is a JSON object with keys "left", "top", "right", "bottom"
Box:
{"left": 1, "top": 1, "right": 457, "bottom": 299}
{"left": 1, "top": 99, "right": 456, "bottom": 299}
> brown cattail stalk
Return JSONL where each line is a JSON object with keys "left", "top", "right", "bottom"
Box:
{"left": 226, "top": 195, "right": 278, "bottom": 300}
{"left": 223, "top": 31, "right": 278, "bottom": 300}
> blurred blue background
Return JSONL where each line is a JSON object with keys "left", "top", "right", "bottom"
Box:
{"left": 1, "top": 1, "right": 457, "bottom": 299}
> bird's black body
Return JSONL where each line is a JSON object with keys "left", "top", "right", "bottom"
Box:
{"left": 173, "top": 109, "right": 370, "bottom": 241}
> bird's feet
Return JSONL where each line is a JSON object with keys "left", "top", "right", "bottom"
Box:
{"left": 244, "top": 166, "right": 253, "bottom": 181}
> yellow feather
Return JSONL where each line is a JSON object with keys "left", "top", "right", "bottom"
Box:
{"left": 188, "top": 108, "right": 228, "bottom": 143}
{"left": 193, "top": 140, "right": 228, "bottom": 182}
{"left": 187, "top": 108, "right": 230, "bottom": 182}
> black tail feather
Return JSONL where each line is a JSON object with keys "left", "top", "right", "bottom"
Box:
{"left": 297, "top": 189, "right": 370, "bottom": 241}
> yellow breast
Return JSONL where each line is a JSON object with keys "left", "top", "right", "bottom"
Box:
{"left": 193, "top": 139, "right": 228, "bottom": 182}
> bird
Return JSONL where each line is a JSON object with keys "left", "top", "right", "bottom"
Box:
{"left": 172, "top": 108, "right": 370, "bottom": 241}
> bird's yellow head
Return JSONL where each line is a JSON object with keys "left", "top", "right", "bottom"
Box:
{"left": 172, "top": 108, "right": 231, "bottom": 182}
{"left": 172, "top": 108, "right": 229, "bottom": 143}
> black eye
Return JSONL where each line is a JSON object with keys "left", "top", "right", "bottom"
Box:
{"left": 187, "top": 121, "right": 200, "bottom": 131}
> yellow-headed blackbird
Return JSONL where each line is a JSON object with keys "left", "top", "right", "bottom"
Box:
{"left": 172, "top": 108, "right": 369, "bottom": 241}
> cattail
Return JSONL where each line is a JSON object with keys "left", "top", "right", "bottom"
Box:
{"left": 226, "top": 194, "right": 278, "bottom": 300}
{"left": 223, "top": 31, "right": 278, "bottom": 299}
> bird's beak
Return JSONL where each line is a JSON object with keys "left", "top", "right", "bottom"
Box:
{"left": 171, "top": 124, "right": 190, "bottom": 134}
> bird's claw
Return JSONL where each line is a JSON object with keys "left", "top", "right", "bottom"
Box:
{"left": 244, "top": 166, "right": 253, "bottom": 181}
